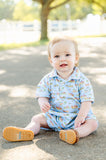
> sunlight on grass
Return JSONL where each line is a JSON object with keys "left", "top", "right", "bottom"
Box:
{"left": 0, "top": 35, "right": 106, "bottom": 51}
{"left": 76, "top": 34, "right": 106, "bottom": 38}
{"left": 0, "top": 40, "right": 49, "bottom": 51}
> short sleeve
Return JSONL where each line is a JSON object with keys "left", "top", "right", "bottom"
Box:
{"left": 36, "top": 76, "right": 50, "bottom": 98}
{"left": 79, "top": 77, "right": 94, "bottom": 103}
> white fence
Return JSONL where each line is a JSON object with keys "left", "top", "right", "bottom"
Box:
{"left": 0, "top": 20, "right": 40, "bottom": 44}
{"left": 0, "top": 14, "right": 106, "bottom": 44}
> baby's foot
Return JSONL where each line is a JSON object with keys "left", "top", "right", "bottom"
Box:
{"left": 59, "top": 129, "right": 79, "bottom": 144}
{"left": 3, "top": 126, "right": 34, "bottom": 142}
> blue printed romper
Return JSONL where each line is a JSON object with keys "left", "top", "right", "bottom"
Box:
{"left": 36, "top": 67, "right": 97, "bottom": 131}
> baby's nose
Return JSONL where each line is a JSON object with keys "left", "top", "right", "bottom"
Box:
{"left": 60, "top": 55, "right": 65, "bottom": 61}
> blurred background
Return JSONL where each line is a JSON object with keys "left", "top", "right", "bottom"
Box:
{"left": 0, "top": 0, "right": 106, "bottom": 44}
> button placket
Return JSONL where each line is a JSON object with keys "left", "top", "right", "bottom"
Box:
{"left": 59, "top": 80, "right": 66, "bottom": 98}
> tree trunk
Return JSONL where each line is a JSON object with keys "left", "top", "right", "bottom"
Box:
{"left": 40, "top": 6, "right": 49, "bottom": 40}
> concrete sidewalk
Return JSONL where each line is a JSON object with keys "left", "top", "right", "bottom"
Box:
{"left": 0, "top": 38, "right": 106, "bottom": 160}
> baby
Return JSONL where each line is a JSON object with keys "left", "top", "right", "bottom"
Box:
{"left": 3, "top": 37, "right": 98, "bottom": 144}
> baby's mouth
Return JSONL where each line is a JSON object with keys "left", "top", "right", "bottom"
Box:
{"left": 60, "top": 64, "right": 68, "bottom": 67}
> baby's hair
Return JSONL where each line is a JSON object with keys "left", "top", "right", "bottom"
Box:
{"left": 48, "top": 36, "right": 79, "bottom": 66}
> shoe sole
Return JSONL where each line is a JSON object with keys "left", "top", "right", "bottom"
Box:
{"left": 59, "top": 129, "right": 78, "bottom": 144}
{"left": 3, "top": 127, "right": 34, "bottom": 142}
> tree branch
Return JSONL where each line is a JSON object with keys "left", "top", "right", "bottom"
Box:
{"left": 33, "top": 0, "right": 55, "bottom": 6}
{"left": 91, "top": 0, "right": 105, "bottom": 12}
{"left": 32, "top": 0, "right": 42, "bottom": 4}
{"left": 47, "top": 0, "right": 55, "bottom": 6}
{"left": 49, "top": 0, "right": 71, "bottom": 10}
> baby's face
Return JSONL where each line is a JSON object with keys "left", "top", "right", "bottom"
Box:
{"left": 49, "top": 40, "right": 78, "bottom": 75}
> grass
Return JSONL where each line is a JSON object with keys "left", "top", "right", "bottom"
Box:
{"left": 76, "top": 34, "right": 106, "bottom": 38}
{"left": 0, "top": 34, "right": 106, "bottom": 51}
{"left": 0, "top": 39, "right": 49, "bottom": 51}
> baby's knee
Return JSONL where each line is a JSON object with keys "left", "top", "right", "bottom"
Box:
{"left": 31, "top": 114, "right": 41, "bottom": 123}
{"left": 31, "top": 114, "right": 44, "bottom": 123}
{"left": 91, "top": 119, "right": 98, "bottom": 131}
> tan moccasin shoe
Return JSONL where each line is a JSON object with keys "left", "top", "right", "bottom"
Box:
{"left": 3, "top": 126, "right": 34, "bottom": 142}
{"left": 59, "top": 129, "right": 79, "bottom": 144}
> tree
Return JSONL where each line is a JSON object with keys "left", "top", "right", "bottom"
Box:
{"left": 0, "top": 0, "right": 15, "bottom": 20}
{"left": 69, "top": 0, "right": 93, "bottom": 20}
{"left": 13, "top": 0, "right": 40, "bottom": 21}
{"left": 33, "top": 0, "right": 73, "bottom": 40}
{"left": 49, "top": 0, "right": 93, "bottom": 20}
{"left": 87, "top": 0, "right": 106, "bottom": 15}
{"left": 33, "top": 0, "right": 106, "bottom": 40}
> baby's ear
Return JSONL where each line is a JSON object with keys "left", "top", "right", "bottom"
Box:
{"left": 48, "top": 57, "right": 53, "bottom": 65}
{"left": 75, "top": 55, "right": 79, "bottom": 65}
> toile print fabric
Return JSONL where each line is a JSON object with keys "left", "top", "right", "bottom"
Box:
{"left": 36, "top": 67, "right": 96, "bottom": 131}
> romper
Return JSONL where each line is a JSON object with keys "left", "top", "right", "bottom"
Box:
{"left": 36, "top": 67, "right": 97, "bottom": 131}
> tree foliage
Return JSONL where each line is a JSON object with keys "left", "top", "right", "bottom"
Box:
{"left": 13, "top": 0, "right": 40, "bottom": 21}
{"left": 0, "top": 0, "right": 15, "bottom": 20}
{"left": 91, "top": 0, "right": 106, "bottom": 14}
{"left": 49, "top": 0, "right": 93, "bottom": 20}
{"left": 0, "top": 0, "right": 105, "bottom": 21}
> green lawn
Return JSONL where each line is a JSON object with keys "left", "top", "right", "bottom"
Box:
{"left": 0, "top": 34, "right": 106, "bottom": 51}
{"left": 0, "top": 40, "right": 49, "bottom": 51}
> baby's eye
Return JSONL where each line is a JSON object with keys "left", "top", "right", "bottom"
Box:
{"left": 66, "top": 54, "right": 71, "bottom": 57}
{"left": 54, "top": 55, "right": 59, "bottom": 58}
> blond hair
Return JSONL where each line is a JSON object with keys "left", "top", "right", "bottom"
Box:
{"left": 48, "top": 36, "right": 79, "bottom": 66}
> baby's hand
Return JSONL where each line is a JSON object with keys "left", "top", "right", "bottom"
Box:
{"left": 40, "top": 102, "right": 51, "bottom": 113}
{"left": 74, "top": 114, "right": 85, "bottom": 128}
{"left": 38, "top": 98, "right": 51, "bottom": 113}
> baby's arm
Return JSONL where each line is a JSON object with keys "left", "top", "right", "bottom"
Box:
{"left": 75, "top": 101, "right": 91, "bottom": 128}
{"left": 38, "top": 97, "right": 51, "bottom": 113}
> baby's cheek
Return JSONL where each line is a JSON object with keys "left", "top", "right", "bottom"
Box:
{"left": 52, "top": 59, "right": 57, "bottom": 64}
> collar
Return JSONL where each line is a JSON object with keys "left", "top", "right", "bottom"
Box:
{"left": 49, "top": 67, "right": 80, "bottom": 80}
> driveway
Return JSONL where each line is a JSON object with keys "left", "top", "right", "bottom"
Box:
{"left": 0, "top": 37, "right": 106, "bottom": 160}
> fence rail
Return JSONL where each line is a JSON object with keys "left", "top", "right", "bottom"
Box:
{"left": 0, "top": 16, "right": 106, "bottom": 44}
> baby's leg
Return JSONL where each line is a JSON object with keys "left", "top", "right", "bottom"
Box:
{"left": 3, "top": 113, "right": 49, "bottom": 142}
{"left": 59, "top": 119, "right": 98, "bottom": 144}
{"left": 25, "top": 113, "right": 49, "bottom": 135}
{"left": 75, "top": 119, "right": 98, "bottom": 138}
